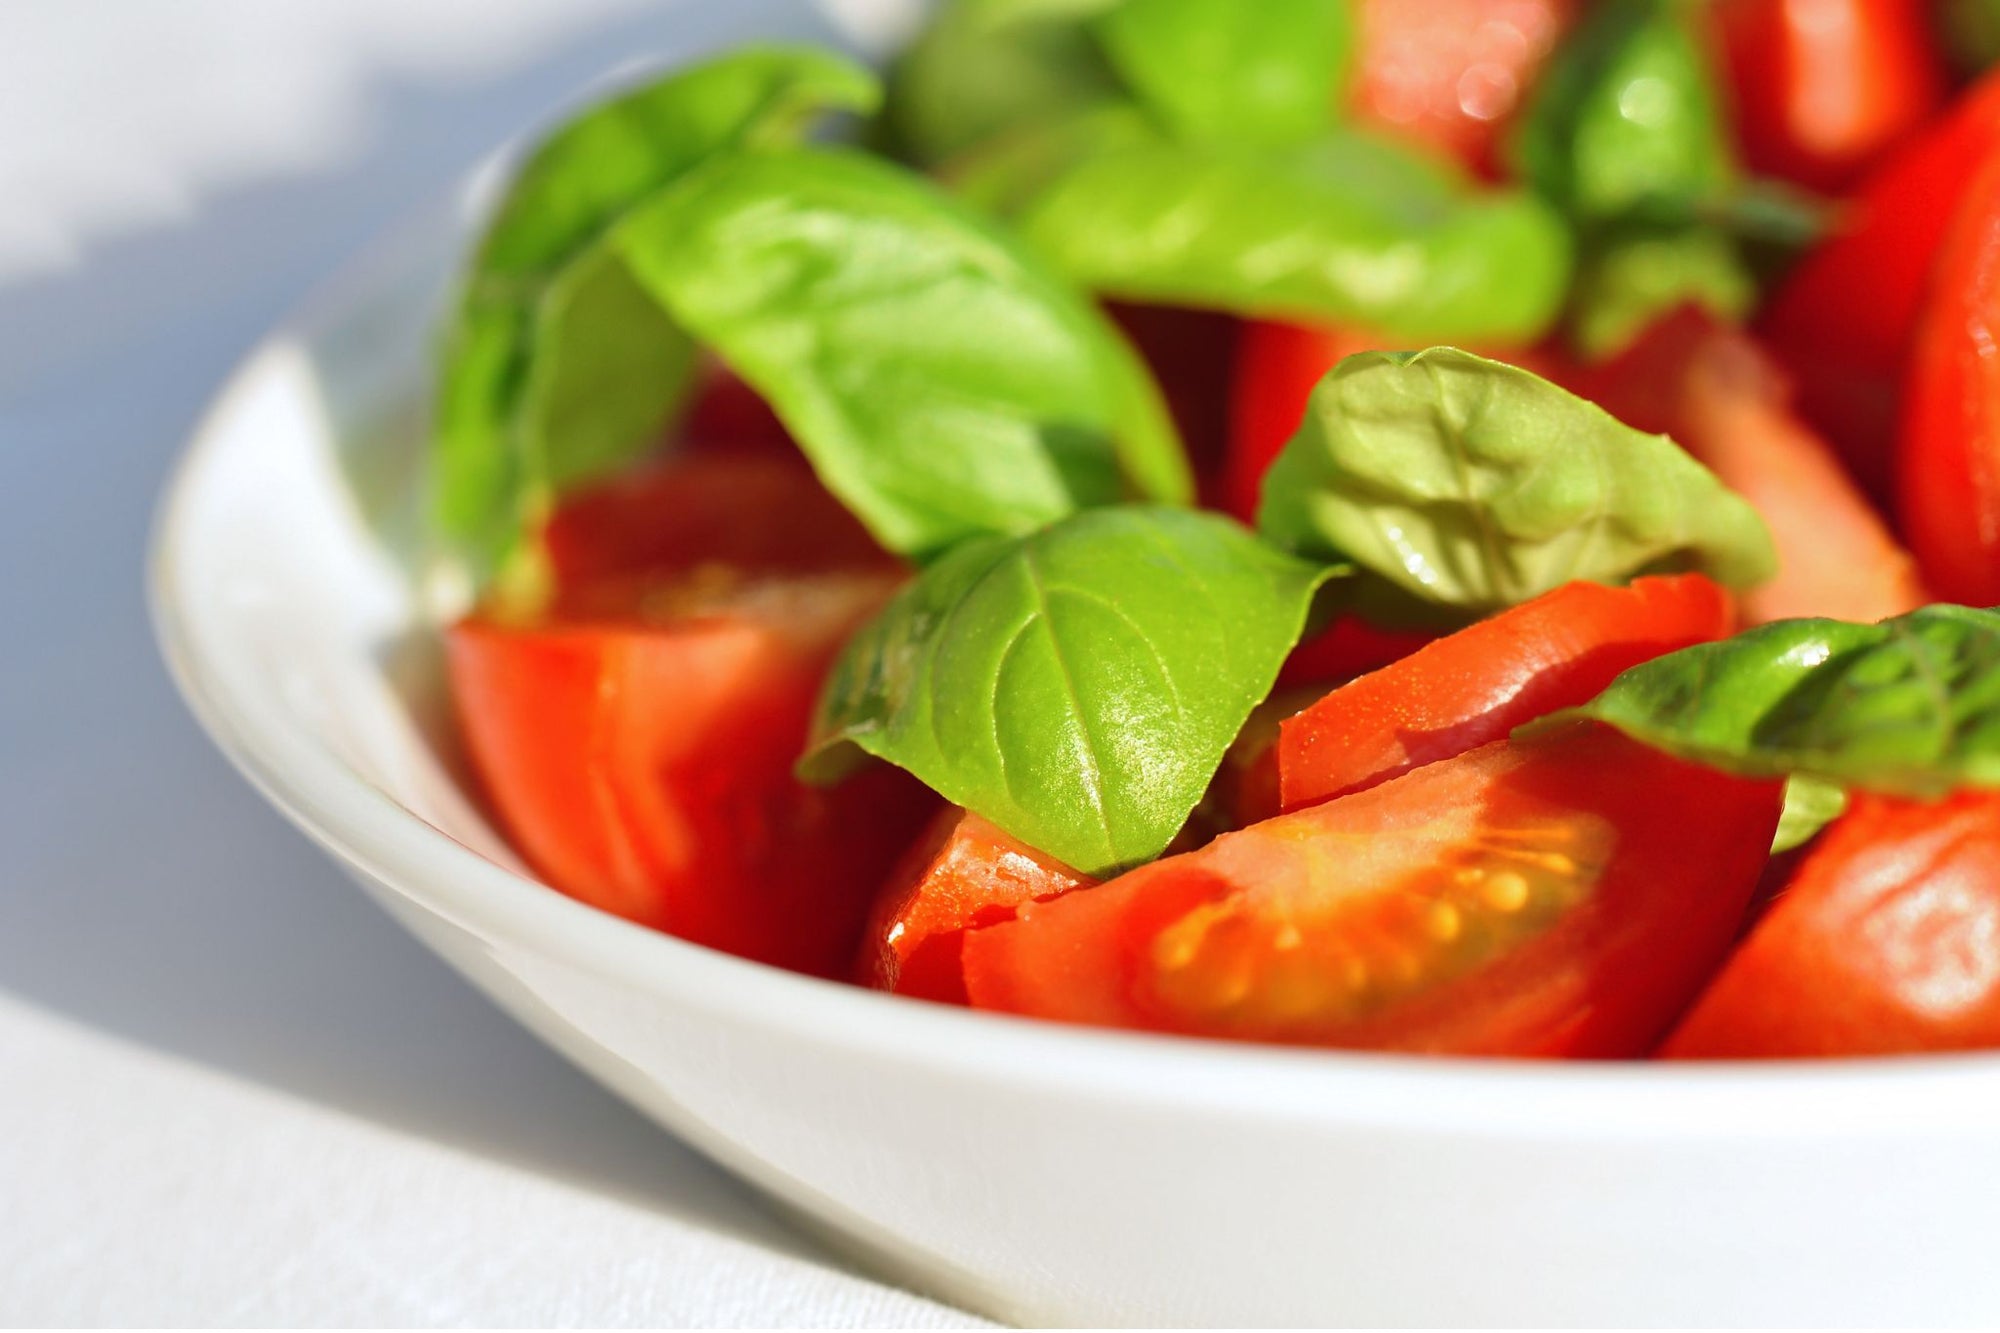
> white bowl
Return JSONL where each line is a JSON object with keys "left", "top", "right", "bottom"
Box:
{"left": 150, "top": 158, "right": 2000, "bottom": 1332}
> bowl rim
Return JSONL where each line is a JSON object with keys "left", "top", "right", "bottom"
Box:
{"left": 148, "top": 185, "right": 2000, "bottom": 1142}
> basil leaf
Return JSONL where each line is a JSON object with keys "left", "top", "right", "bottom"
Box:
{"left": 1512, "top": 0, "right": 1736, "bottom": 223}
{"left": 1256, "top": 347, "right": 1777, "bottom": 614}
{"left": 885, "top": 0, "right": 1123, "bottom": 166}
{"left": 1941, "top": 0, "right": 2000, "bottom": 74}
{"left": 1773, "top": 776, "right": 1848, "bottom": 854}
{"left": 1569, "top": 223, "right": 1754, "bottom": 361}
{"left": 433, "top": 46, "right": 878, "bottom": 583}
{"left": 614, "top": 148, "right": 1190, "bottom": 558}
{"left": 1011, "top": 132, "right": 1573, "bottom": 341}
{"left": 1574, "top": 606, "right": 2000, "bottom": 799}
{"left": 1093, "top": 0, "right": 1353, "bottom": 144}
{"left": 804, "top": 506, "right": 1339, "bottom": 875}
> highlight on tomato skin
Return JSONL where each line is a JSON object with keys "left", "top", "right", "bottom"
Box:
{"left": 1757, "top": 69, "right": 2000, "bottom": 499}
{"left": 857, "top": 806, "right": 1093, "bottom": 1004}
{"left": 1663, "top": 793, "right": 2000, "bottom": 1059}
{"left": 1352, "top": 0, "right": 1578, "bottom": 177}
{"left": 1898, "top": 152, "right": 2000, "bottom": 608}
{"left": 1712, "top": 0, "right": 1946, "bottom": 193}
{"left": 963, "top": 723, "right": 1785, "bottom": 1057}
{"left": 1277, "top": 575, "right": 1736, "bottom": 811}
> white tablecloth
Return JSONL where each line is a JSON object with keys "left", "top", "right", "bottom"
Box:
{"left": 0, "top": 1, "right": 985, "bottom": 1323}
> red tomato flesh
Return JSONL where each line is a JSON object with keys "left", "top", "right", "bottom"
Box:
{"left": 1665, "top": 793, "right": 2000, "bottom": 1058}
{"left": 965, "top": 724, "right": 1783, "bottom": 1056}
{"left": 1714, "top": 0, "right": 1945, "bottom": 193}
{"left": 1759, "top": 70, "right": 2000, "bottom": 497}
{"left": 1575, "top": 309, "right": 1930, "bottom": 623}
{"left": 1899, "top": 152, "right": 2000, "bottom": 606}
{"left": 449, "top": 455, "right": 937, "bottom": 977}
{"left": 1353, "top": 0, "right": 1576, "bottom": 176}
{"left": 857, "top": 807, "right": 1093, "bottom": 1004}
{"left": 1278, "top": 575, "right": 1735, "bottom": 810}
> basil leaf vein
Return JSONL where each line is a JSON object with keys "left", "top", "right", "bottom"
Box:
{"left": 1256, "top": 347, "right": 1776, "bottom": 614}
{"left": 804, "top": 506, "right": 1340, "bottom": 875}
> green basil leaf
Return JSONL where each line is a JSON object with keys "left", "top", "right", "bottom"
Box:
{"left": 1773, "top": 775, "right": 1849, "bottom": 854}
{"left": 1512, "top": 0, "right": 1737, "bottom": 222}
{"left": 1940, "top": 0, "right": 2000, "bottom": 74}
{"left": 1256, "top": 347, "right": 1777, "bottom": 614}
{"left": 433, "top": 46, "right": 878, "bottom": 584}
{"left": 885, "top": 0, "right": 1123, "bottom": 166}
{"left": 1093, "top": 0, "right": 1353, "bottom": 144}
{"left": 1573, "top": 606, "right": 2000, "bottom": 799}
{"left": 1010, "top": 132, "right": 1573, "bottom": 341}
{"left": 804, "top": 506, "right": 1339, "bottom": 875}
{"left": 613, "top": 148, "right": 1190, "bottom": 559}
{"left": 1569, "top": 223, "right": 1754, "bottom": 361}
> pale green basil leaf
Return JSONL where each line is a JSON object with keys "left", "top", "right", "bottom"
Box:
{"left": 1013, "top": 133, "right": 1574, "bottom": 341}
{"left": 1574, "top": 606, "right": 2000, "bottom": 799}
{"left": 1257, "top": 347, "right": 1776, "bottom": 613}
{"left": 1772, "top": 775, "right": 1849, "bottom": 854}
{"left": 1094, "top": 0, "right": 1352, "bottom": 144}
{"left": 946, "top": 104, "right": 1160, "bottom": 219}
{"left": 1512, "top": 0, "right": 1737, "bottom": 222}
{"left": 433, "top": 46, "right": 877, "bottom": 583}
{"left": 614, "top": 148, "right": 1190, "bottom": 559}
{"left": 885, "top": 0, "right": 1123, "bottom": 166}
{"left": 1569, "top": 224, "right": 1754, "bottom": 361}
{"left": 804, "top": 506, "right": 1339, "bottom": 875}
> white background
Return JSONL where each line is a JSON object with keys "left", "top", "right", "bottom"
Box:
{"left": 0, "top": 1, "right": 988, "bottom": 1323}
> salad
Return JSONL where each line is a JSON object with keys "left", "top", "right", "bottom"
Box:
{"left": 432, "top": 0, "right": 2000, "bottom": 1060}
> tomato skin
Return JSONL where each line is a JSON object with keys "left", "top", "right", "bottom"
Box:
{"left": 1278, "top": 575, "right": 1735, "bottom": 810}
{"left": 1900, "top": 154, "right": 2000, "bottom": 606}
{"left": 965, "top": 724, "right": 1783, "bottom": 1056}
{"left": 1576, "top": 309, "right": 1930, "bottom": 623}
{"left": 857, "top": 807, "right": 1092, "bottom": 1003}
{"left": 1109, "top": 303, "right": 1240, "bottom": 497}
{"left": 1715, "top": 0, "right": 1946, "bottom": 193}
{"left": 451, "top": 454, "right": 936, "bottom": 977}
{"left": 1664, "top": 792, "right": 2000, "bottom": 1058}
{"left": 1224, "top": 320, "right": 1382, "bottom": 523}
{"left": 1352, "top": 0, "right": 1576, "bottom": 176}
{"left": 1759, "top": 70, "right": 2000, "bottom": 496}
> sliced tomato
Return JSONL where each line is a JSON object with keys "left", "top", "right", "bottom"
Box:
{"left": 1109, "top": 302, "right": 1240, "bottom": 495}
{"left": 1759, "top": 69, "right": 2000, "bottom": 496}
{"left": 857, "top": 807, "right": 1093, "bottom": 1004}
{"left": 1276, "top": 615, "right": 1438, "bottom": 687}
{"left": 1278, "top": 575, "right": 1734, "bottom": 810}
{"left": 965, "top": 723, "right": 1783, "bottom": 1056}
{"left": 1352, "top": 0, "right": 1576, "bottom": 176}
{"left": 1714, "top": 0, "right": 1946, "bottom": 192}
{"left": 1224, "top": 320, "right": 1384, "bottom": 523}
{"left": 1900, "top": 152, "right": 2000, "bottom": 606}
{"left": 1577, "top": 309, "right": 1930, "bottom": 623}
{"left": 1664, "top": 792, "right": 2000, "bottom": 1058}
{"left": 450, "top": 456, "right": 936, "bottom": 977}
{"left": 678, "top": 364, "right": 796, "bottom": 458}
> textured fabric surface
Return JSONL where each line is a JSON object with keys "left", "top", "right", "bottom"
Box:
{"left": 0, "top": 0, "right": 988, "bottom": 1324}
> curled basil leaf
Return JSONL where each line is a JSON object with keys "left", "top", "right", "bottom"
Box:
{"left": 1773, "top": 776, "right": 1849, "bottom": 854}
{"left": 803, "top": 506, "right": 1340, "bottom": 875}
{"left": 433, "top": 46, "right": 879, "bottom": 585}
{"left": 613, "top": 148, "right": 1189, "bottom": 559}
{"left": 1093, "top": 0, "right": 1352, "bottom": 144}
{"left": 1010, "top": 132, "right": 1574, "bottom": 342}
{"left": 1257, "top": 348, "right": 1776, "bottom": 614}
{"left": 1569, "top": 223, "right": 1755, "bottom": 361}
{"left": 1573, "top": 606, "right": 2000, "bottom": 799}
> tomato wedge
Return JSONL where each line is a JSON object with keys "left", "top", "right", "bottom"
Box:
{"left": 1664, "top": 792, "right": 2000, "bottom": 1058}
{"left": 1225, "top": 320, "right": 1383, "bottom": 523}
{"left": 1714, "top": 0, "right": 1945, "bottom": 192}
{"left": 965, "top": 723, "right": 1783, "bottom": 1056}
{"left": 1576, "top": 309, "right": 1930, "bottom": 623}
{"left": 857, "top": 807, "right": 1093, "bottom": 1003}
{"left": 449, "top": 455, "right": 937, "bottom": 977}
{"left": 1352, "top": 0, "right": 1576, "bottom": 176}
{"left": 1900, "top": 152, "right": 2000, "bottom": 606}
{"left": 1759, "top": 70, "right": 2000, "bottom": 496}
{"left": 1278, "top": 575, "right": 1734, "bottom": 810}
